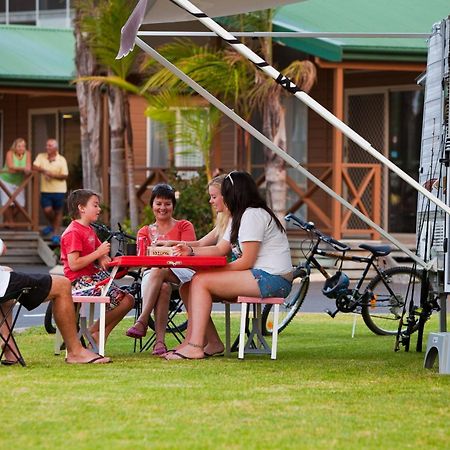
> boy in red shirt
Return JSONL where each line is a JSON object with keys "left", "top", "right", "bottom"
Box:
{"left": 61, "top": 189, "right": 134, "bottom": 346}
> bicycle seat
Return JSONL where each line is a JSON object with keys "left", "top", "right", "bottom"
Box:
{"left": 359, "top": 243, "right": 392, "bottom": 257}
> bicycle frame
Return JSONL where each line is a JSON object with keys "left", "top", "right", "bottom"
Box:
{"left": 300, "top": 234, "right": 405, "bottom": 317}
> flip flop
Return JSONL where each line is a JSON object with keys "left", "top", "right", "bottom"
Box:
{"left": 204, "top": 351, "right": 224, "bottom": 358}
{"left": 65, "top": 355, "right": 112, "bottom": 364}
{"left": 164, "top": 351, "right": 204, "bottom": 361}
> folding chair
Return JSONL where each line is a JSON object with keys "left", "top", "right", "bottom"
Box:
{"left": 131, "top": 281, "right": 188, "bottom": 353}
{"left": 0, "top": 288, "right": 30, "bottom": 367}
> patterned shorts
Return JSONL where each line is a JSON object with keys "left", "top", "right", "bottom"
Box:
{"left": 71, "top": 270, "right": 127, "bottom": 310}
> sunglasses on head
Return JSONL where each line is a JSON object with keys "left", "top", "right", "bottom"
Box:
{"left": 225, "top": 170, "right": 238, "bottom": 186}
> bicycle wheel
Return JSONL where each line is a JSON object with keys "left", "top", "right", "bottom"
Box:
{"left": 362, "top": 266, "right": 424, "bottom": 336}
{"left": 44, "top": 302, "right": 56, "bottom": 334}
{"left": 261, "top": 276, "right": 310, "bottom": 336}
{"left": 147, "top": 296, "right": 188, "bottom": 333}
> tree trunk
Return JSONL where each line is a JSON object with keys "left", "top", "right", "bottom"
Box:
{"left": 263, "top": 95, "right": 287, "bottom": 224}
{"left": 123, "top": 95, "right": 139, "bottom": 230}
{"left": 74, "top": 8, "right": 102, "bottom": 195}
{"left": 108, "top": 83, "right": 127, "bottom": 230}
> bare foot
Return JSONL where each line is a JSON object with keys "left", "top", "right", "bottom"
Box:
{"left": 65, "top": 348, "right": 111, "bottom": 364}
{"left": 165, "top": 343, "right": 205, "bottom": 360}
{"left": 203, "top": 343, "right": 225, "bottom": 357}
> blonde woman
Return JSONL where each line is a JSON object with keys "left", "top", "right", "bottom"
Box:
{"left": 164, "top": 175, "right": 231, "bottom": 356}
{"left": 0, "top": 138, "right": 31, "bottom": 224}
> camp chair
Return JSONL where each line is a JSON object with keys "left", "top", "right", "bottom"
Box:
{"left": 126, "top": 272, "right": 187, "bottom": 353}
{"left": 0, "top": 288, "right": 30, "bottom": 367}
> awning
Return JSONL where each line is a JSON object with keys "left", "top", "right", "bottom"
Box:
{"left": 117, "top": 0, "right": 305, "bottom": 58}
{"left": 273, "top": 0, "right": 450, "bottom": 62}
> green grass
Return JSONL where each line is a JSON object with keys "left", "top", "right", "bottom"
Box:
{"left": 1, "top": 314, "right": 449, "bottom": 450}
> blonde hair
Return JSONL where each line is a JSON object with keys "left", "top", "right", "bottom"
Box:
{"left": 208, "top": 174, "right": 230, "bottom": 240}
{"left": 10, "top": 138, "right": 26, "bottom": 152}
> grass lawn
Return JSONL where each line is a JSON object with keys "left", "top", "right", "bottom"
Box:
{"left": 1, "top": 313, "right": 449, "bottom": 450}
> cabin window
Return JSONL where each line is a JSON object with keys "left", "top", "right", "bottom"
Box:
{"left": 147, "top": 107, "right": 209, "bottom": 178}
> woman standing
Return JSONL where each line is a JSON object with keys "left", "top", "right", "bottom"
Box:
{"left": 125, "top": 183, "right": 196, "bottom": 356}
{"left": 0, "top": 138, "right": 31, "bottom": 225}
{"left": 167, "top": 171, "right": 293, "bottom": 360}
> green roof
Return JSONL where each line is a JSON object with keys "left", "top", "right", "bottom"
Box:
{"left": 0, "top": 25, "right": 75, "bottom": 87}
{"left": 274, "top": 0, "right": 450, "bottom": 62}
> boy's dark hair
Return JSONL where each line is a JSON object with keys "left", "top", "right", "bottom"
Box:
{"left": 221, "top": 171, "right": 284, "bottom": 243}
{"left": 67, "top": 189, "right": 99, "bottom": 219}
{"left": 150, "top": 183, "right": 176, "bottom": 208}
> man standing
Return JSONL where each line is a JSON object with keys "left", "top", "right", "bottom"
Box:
{"left": 33, "top": 139, "right": 68, "bottom": 245}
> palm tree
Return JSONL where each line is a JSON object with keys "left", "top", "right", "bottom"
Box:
{"left": 224, "top": 10, "right": 316, "bottom": 220}
{"left": 141, "top": 24, "right": 316, "bottom": 218}
{"left": 74, "top": 0, "right": 141, "bottom": 230}
{"left": 73, "top": 1, "right": 103, "bottom": 194}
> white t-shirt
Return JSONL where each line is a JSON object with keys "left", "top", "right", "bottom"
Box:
{"left": 222, "top": 208, "right": 292, "bottom": 275}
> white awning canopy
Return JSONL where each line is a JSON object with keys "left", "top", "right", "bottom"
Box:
{"left": 141, "top": 0, "right": 301, "bottom": 24}
{"left": 117, "top": 0, "right": 303, "bottom": 58}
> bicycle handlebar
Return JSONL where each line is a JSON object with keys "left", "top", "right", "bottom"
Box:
{"left": 91, "top": 222, "right": 136, "bottom": 242}
{"left": 285, "top": 213, "right": 350, "bottom": 251}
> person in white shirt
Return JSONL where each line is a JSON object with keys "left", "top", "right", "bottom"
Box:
{"left": 167, "top": 171, "right": 293, "bottom": 360}
{"left": 0, "top": 238, "right": 110, "bottom": 365}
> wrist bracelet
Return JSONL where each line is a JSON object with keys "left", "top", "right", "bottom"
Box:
{"left": 188, "top": 245, "right": 195, "bottom": 256}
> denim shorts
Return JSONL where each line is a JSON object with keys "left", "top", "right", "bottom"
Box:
{"left": 251, "top": 269, "right": 293, "bottom": 298}
{"left": 41, "top": 192, "right": 66, "bottom": 210}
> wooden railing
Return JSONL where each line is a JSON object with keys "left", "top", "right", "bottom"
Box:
{"left": 281, "top": 162, "right": 381, "bottom": 239}
{"left": 0, "top": 171, "right": 40, "bottom": 231}
{"left": 0, "top": 163, "right": 382, "bottom": 237}
{"left": 135, "top": 163, "right": 382, "bottom": 239}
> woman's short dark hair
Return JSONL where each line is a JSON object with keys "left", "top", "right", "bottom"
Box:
{"left": 150, "top": 183, "right": 176, "bottom": 208}
{"left": 67, "top": 189, "right": 99, "bottom": 219}
{"left": 222, "top": 171, "right": 284, "bottom": 243}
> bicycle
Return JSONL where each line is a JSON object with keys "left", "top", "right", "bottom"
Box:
{"left": 261, "top": 213, "right": 427, "bottom": 337}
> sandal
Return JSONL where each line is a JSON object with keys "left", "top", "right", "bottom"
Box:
{"left": 125, "top": 320, "right": 147, "bottom": 339}
{"left": 152, "top": 341, "right": 168, "bottom": 356}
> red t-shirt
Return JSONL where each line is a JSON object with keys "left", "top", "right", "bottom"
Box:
{"left": 136, "top": 219, "right": 196, "bottom": 252}
{"left": 60, "top": 220, "right": 102, "bottom": 281}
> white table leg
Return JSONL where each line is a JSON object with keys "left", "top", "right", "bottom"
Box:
{"left": 98, "top": 302, "right": 106, "bottom": 356}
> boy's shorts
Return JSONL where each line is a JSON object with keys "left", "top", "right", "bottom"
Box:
{"left": 250, "top": 269, "right": 293, "bottom": 298}
{"left": 71, "top": 270, "right": 128, "bottom": 310}
{"left": 4, "top": 272, "right": 52, "bottom": 311}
